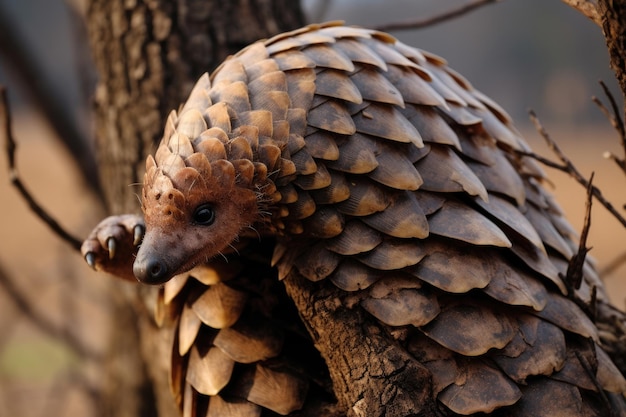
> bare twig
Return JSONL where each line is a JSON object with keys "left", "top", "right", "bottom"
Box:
{"left": 0, "top": 3, "right": 100, "bottom": 192}
{"left": 0, "top": 262, "right": 101, "bottom": 360}
{"left": 592, "top": 81, "right": 626, "bottom": 175}
{"left": 0, "top": 86, "right": 83, "bottom": 251}
{"left": 518, "top": 110, "right": 626, "bottom": 228}
{"left": 561, "top": 0, "right": 601, "bottom": 26}
{"left": 566, "top": 173, "right": 594, "bottom": 291}
{"left": 374, "top": 0, "right": 500, "bottom": 32}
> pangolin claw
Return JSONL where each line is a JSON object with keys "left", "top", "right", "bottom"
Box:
{"left": 85, "top": 252, "right": 96, "bottom": 270}
{"left": 133, "top": 224, "right": 145, "bottom": 246}
{"left": 107, "top": 237, "right": 116, "bottom": 260}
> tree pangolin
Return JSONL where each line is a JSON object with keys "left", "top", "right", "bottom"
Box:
{"left": 82, "top": 22, "right": 626, "bottom": 416}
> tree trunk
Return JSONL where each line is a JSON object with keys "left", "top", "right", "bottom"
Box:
{"left": 83, "top": 1, "right": 304, "bottom": 416}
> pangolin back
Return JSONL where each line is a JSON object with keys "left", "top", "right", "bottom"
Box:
{"left": 144, "top": 22, "right": 626, "bottom": 416}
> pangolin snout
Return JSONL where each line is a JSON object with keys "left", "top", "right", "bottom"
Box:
{"left": 133, "top": 252, "right": 170, "bottom": 285}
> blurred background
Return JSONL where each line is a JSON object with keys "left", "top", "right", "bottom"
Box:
{"left": 0, "top": 0, "right": 624, "bottom": 416}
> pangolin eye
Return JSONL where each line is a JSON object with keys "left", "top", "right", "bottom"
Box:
{"left": 193, "top": 204, "right": 215, "bottom": 226}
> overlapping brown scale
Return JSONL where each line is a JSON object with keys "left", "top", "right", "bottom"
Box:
{"left": 211, "top": 57, "right": 249, "bottom": 85}
{"left": 361, "top": 275, "right": 439, "bottom": 327}
{"left": 423, "top": 301, "right": 517, "bottom": 356}
{"left": 294, "top": 162, "right": 332, "bottom": 190}
{"left": 467, "top": 151, "right": 526, "bottom": 206}
{"left": 474, "top": 194, "right": 545, "bottom": 252}
{"left": 326, "top": 133, "right": 378, "bottom": 174}
{"left": 455, "top": 128, "right": 497, "bottom": 165}
{"left": 231, "top": 42, "right": 270, "bottom": 69}
{"left": 439, "top": 102, "right": 483, "bottom": 126}
{"left": 318, "top": 24, "right": 372, "bottom": 41}
{"left": 307, "top": 99, "right": 356, "bottom": 135}
{"left": 415, "top": 145, "right": 488, "bottom": 201}
{"left": 301, "top": 43, "right": 355, "bottom": 72}
{"left": 286, "top": 131, "right": 306, "bottom": 155}
{"left": 326, "top": 219, "right": 382, "bottom": 255}
{"left": 492, "top": 315, "right": 566, "bottom": 383}
{"left": 333, "top": 176, "right": 389, "bottom": 213}
{"left": 385, "top": 65, "right": 447, "bottom": 107}
{"left": 534, "top": 292, "right": 599, "bottom": 341}
{"left": 552, "top": 339, "right": 599, "bottom": 391}
{"left": 209, "top": 81, "right": 251, "bottom": 115}
{"left": 333, "top": 38, "right": 388, "bottom": 70}
{"left": 272, "top": 50, "right": 316, "bottom": 71}
{"left": 437, "top": 360, "right": 521, "bottom": 415}
{"left": 482, "top": 264, "right": 548, "bottom": 311}
{"left": 350, "top": 66, "right": 404, "bottom": 107}
{"left": 290, "top": 148, "right": 317, "bottom": 176}
{"left": 179, "top": 302, "right": 202, "bottom": 356}
{"left": 284, "top": 69, "right": 316, "bottom": 110}
{"left": 595, "top": 343, "right": 626, "bottom": 393}
{"left": 228, "top": 136, "right": 254, "bottom": 161}
{"left": 257, "top": 144, "right": 282, "bottom": 172}
{"left": 191, "top": 283, "right": 248, "bottom": 329}
{"left": 206, "top": 395, "right": 261, "bottom": 417}
{"left": 186, "top": 345, "right": 235, "bottom": 396}
{"left": 245, "top": 365, "right": 309, "bottom": 415}
{"left": 213, "top": 318, "right": 284, "bottom": 364}
{"left": 370, "top": 141, "right": 423, "bottom": 190}
{"left": 309, "top": 169, "right": 350, "bottom": 205}
{"left": 427, "top": 200, "right": 511, "bottom": 248}
{"left": 421, "top": 63, "right": 467, "bottom": 107}
{"left": 302, "top": 206, "right": 345, "bottom": 238}
{"left": 361, "top": 190, "right": 428, "bottom": 239}
{"left": 314, "top": 69, "right": 362, "bottom": 103}
{"left": 524, "top": 203, "right": 575, "bottom": 259}
{"left": 237, "top": 110, "right": 273, "bottom": 137}
{"left": 406, "top": 240, "right": 494, "bottom": 293}
{"left": 330, "top": 259, "right": 382, "bottom": 291}
{"left": 180, "top": 73, "right": 211, "bottom": 114}
{"left": 470, "top": 107, "right": 524, "bottom": 151}
{"left": 393, "top": 41, "right": 427, "bottom": 65}
{"left": 294, "top": 242, "right": 341, "bottom": 281}
{"left": 509, "top": 238, "right": 565, "bottom": 294}
{"left": 402, "top": 105, "right": 461, "bottom": 149}
{"left": 510, "top": 378, "right": 592, "bottom": 417}
{"left": 353, "top": 103, "right": 423, "bottom": 147}
{"left": 361, "top": 37, "right": 424, "bottom": 72}
{"left": 176, "top": 109, "right": 208, "bottom": 140}
{"left": 437, "top": 66, "right": 485, "bottom": 110}
{"left": 204, "top": 102, "right": 232, "bottom": 132}
{"left": 303, "top": 130, "right": 339, "bottom": 160}
{"left": 245, "top": 58, "right": 280, "bottom": 81}
{"left": 413, "top": 190, "right": 445, "bottom": 215}
{"left": 358, "top": 238, "right": 428, "bottom": 270}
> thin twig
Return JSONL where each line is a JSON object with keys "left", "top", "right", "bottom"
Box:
{"left": 566, "top": 173, "right": 594, "bottom": 291}
{"left": 0, "top": 3, "right": 100, "bottom": 192}
{"left": 0, "top": 262, "right": 101, "bottom": 360}
{"left": 0, "top": 86, "right": 83, "bottom": 251}
{"left": 374, "top": 0, "right": 500, "bottom": 32}
{"left": 592, "top": 81, "right": 626, "bottom": 175}
{"left": 519, "top": 110, "right": 626, "bottom": 228}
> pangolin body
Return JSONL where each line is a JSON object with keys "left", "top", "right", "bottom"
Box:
{"left": 83, "top": 22, "right": 626, "bottom": 416}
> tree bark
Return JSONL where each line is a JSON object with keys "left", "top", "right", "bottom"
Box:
{"left": 83, "top": 1, "right": 304, "bottom": 416}
{"left": 597, "top": 0, "right": 626, "bottom": 105}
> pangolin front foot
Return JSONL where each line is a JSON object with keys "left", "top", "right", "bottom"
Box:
{"left": 81, "top": 214, "right": 145, "bottom": 281}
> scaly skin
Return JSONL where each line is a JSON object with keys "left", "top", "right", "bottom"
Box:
{"left": 82, "top": 22, "right": 626, "bottom": 417}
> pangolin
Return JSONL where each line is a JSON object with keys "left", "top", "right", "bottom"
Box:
{"left": 82, "top": 22, "right": 626, "bottom": 416}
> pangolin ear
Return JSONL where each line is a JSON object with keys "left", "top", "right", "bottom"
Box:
{"left": 211, "top": 160, "right": 236, "bottom": 188}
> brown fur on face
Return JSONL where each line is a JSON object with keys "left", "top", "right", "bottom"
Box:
{"left": 133, "top": 153, "right": 260, "bottom": 284}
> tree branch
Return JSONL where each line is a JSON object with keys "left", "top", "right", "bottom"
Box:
{"left": 593, "top": 81, "right": 626, "bottom": 176}
{"left": 0, "top": 3, "right": 100, "bottom": 192}
{"left": 374, "top": 0, "right": 500, "bottom": 32}
{"left": 0, "top": 86, "right": 83, "bottom": 251}
{"left": 517, "top": 110, "right": 626, "bottom": 228}
{"left": 561, "top": 0, "right": 601, "bottom": 26}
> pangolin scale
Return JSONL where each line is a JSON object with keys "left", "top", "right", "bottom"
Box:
{"left": 82, "top": 22, "right": 626, "bottom": 416}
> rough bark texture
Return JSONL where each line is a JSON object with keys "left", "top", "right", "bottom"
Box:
{"left": 283, "top": 273, "right": 439, "bottom": 417}
{"left": 598, "top": 0, "right": 626, "bottom": 105}
{"left": 84, "top": 1, "right": 304, "bottom": 416}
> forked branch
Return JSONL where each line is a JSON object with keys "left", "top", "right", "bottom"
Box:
{"left": 0, "top": 86, "right": 82, "bottom": 251}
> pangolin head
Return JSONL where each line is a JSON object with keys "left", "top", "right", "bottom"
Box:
{"left": 133, "top": 105, "right": 281, "bottom": 284}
